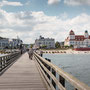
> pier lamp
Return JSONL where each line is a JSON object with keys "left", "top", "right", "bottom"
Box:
{"left": 9, "top": 39, "right": 13, "bottom": 53}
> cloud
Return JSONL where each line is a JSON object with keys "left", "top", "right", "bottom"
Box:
{"left": 64, "top": 0, "right": 90, "bottom": 6}
{"left": 0, "top": 0, "right": 23, "bottom": 7}
{"left": 48, "top": 0, "right": 61, "bottom": 5}
{"left": 0, "top": 9, "right": 90, "bottom": 44}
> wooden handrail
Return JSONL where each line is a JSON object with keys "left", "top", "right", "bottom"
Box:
{"left": 0, "top": 51, "right": 21, "bottom": 73}
{"left": 34, "top": 52, "right": 90, "bottom": 90}
{"left": 34, "top": 54, "right": 66, "bottom": 90}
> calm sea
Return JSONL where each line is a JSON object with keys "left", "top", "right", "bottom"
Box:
{"left": 43, "top": 53, "right": 90, "bottom": 89}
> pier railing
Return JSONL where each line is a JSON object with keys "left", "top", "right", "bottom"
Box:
{"left": 34, "top": 52, "right": 90, "bottom": 90}
{"left": 0, "top": 51, "right": 21, "bottom": 74}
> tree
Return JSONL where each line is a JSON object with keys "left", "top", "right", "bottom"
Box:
{"left": 70, "top": 45, "right": 73, "bottom": 48}
{"left": 30, "top": 44, "right": 33, "bottom": 48}
{"left": 55, "top": 42, "right": 60, "bottom": 48}
{"left": 64, "top": 45, "right": 69, "bottom": 48}
{"left": 41, "top": 45, "right": 47, "bottom": 49}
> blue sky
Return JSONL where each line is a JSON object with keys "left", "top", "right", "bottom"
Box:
{"left": 0, "top": 0, "right": 90, "bottom": 43}
{"left": 2, "top": 0, "right": 90, "bottom": 17}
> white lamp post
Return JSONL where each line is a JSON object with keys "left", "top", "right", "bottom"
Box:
{"left": 9, "top": 39, "right": 13, "bottom": 53}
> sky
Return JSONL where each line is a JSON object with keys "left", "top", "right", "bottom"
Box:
{"left": 0, "top": 0, "right": 90, "bottom": 44}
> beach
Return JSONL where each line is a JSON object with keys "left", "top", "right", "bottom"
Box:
{"left": 42, "top": 49, "right": 90, "bottom": 54}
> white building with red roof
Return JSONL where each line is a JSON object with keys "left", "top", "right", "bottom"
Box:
{"left": 64, "top": 30, "right": 90, "bottom": 47}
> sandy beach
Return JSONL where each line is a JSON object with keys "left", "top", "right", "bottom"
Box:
{"left": 42, "top": 49, "right": 90, "bottom": 54}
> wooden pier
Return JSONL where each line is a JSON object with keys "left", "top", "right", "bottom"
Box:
{"left": 0, "top": 51, "right": 90, "bottom": 90}
{"left": 0, "top": 53, "right": 47, "bottom": 90}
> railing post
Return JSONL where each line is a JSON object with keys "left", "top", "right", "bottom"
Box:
{"left": 59, "top": 75, "right": 65, "bottom": 87}
{"left": 1, "top": 57, "right": 5, "bottom": 69}
{"left": 5, "top": 56, "right": 7, "bottom": 67}
{"left": 0, "top": 57, "right": 2, "bottom": 71}
{"left": 52, "top": 68, "right": 56, "bottom": 89}
{"left": 3, "top": 57, "right": 6, "bottom": 68}
{"left": 45, "top": 58, "right": 51, "bottom": 80}
{"left": 47, "top": 65, "right": 51, "bottom": 80}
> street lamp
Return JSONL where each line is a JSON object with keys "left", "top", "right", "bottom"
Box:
{"left": 9, "top": 39, "right": 13, "bottom": 53}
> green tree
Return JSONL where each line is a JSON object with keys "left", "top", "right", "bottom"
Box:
{"left": 64, "top": 45, "right": 69, "bottom": 48}
{"left": 55, "top": 42, "right": 60, "bottom": 48}
{"left": 30, "top": 44, "right": 33, "bottom": 48}
{"left": 70, "top": 45, "right": 73, "bottom": 48}
{"left": 41, "top": 45, "right": 47, "bottom": 49}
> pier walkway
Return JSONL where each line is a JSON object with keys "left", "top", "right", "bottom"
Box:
{"left": 0, "top": 53, "right": 47, "bottom": 90}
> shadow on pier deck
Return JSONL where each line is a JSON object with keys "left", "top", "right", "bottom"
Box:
{"left": 0, "top": 53, "right": 47, "bottom": 90}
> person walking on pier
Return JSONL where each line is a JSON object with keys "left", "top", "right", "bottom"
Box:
{"left": 40, "top": 50, "right": 43, "bottom": 57}
{"left": 28, "top": 48, "right": 33, "bottom": 60}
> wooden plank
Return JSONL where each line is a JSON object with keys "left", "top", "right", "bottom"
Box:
{"left": 0, "top": 53, "right": 47, "bottom": 90}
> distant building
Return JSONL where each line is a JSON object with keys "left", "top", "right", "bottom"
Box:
{"left": 23, "top": 44, "right": 30, "bottom": 49}
{"left": 0, "top": 36, "right": 23, "bottom": 49}
{"left": 35, "top": 36, "right": 55, "bottom": 49}
{"left": 59, "top": 41, "right": 64, "bottom": 46}
{"left": 64, "top": 30, "right": 90, "bottom": 47}
{"left": 0, "top": 38, "right": 9, "bottom": 49}
{"left": 12, "top": 39, "right": 23, "bottom": 48}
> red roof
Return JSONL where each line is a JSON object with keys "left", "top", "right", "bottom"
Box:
{"left": 65, "top": 30, "right": 90, "bottom": 42}
{"left": 69, "top": 35, "right": 90, "bottom": 41}
{"left": 75, "top": 35, "right": 84, "bottom": 41}
{"left": 89, "top": 36, "right": 90, "bottom": 38}
{"left": 69, "top": 30, "right": 75, "bottom": 35}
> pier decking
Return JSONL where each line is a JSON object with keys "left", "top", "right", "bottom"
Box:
{"left": 0, "top": 53, "right": 47, "bottom": 90}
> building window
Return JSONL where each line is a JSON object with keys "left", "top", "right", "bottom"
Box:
{"left": 2, "top": 43, "right": 5, "bottom": 47}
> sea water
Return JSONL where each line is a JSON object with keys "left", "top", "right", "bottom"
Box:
{"left": 43, "top": 53, "right": 90, "bottom": 89}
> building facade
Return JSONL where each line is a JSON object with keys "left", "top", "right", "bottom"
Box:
{"left": 0, "top": 37, "right": 23, "bottom": 49}
{"left": 64, "top": 30, "right": 90, "bottom": 47}
{"left": 12, "top": 39, "right": 23, "bottom": 48}
{"left": 0, "top": 38, "right": 9, "bottom": 49}
{"left": 35, "top": 36, "right": 55, "bottom": 49}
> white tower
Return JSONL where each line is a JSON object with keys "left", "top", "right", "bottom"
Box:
{"left": 84, "top": 30, "right": 89, "bottom": 38}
